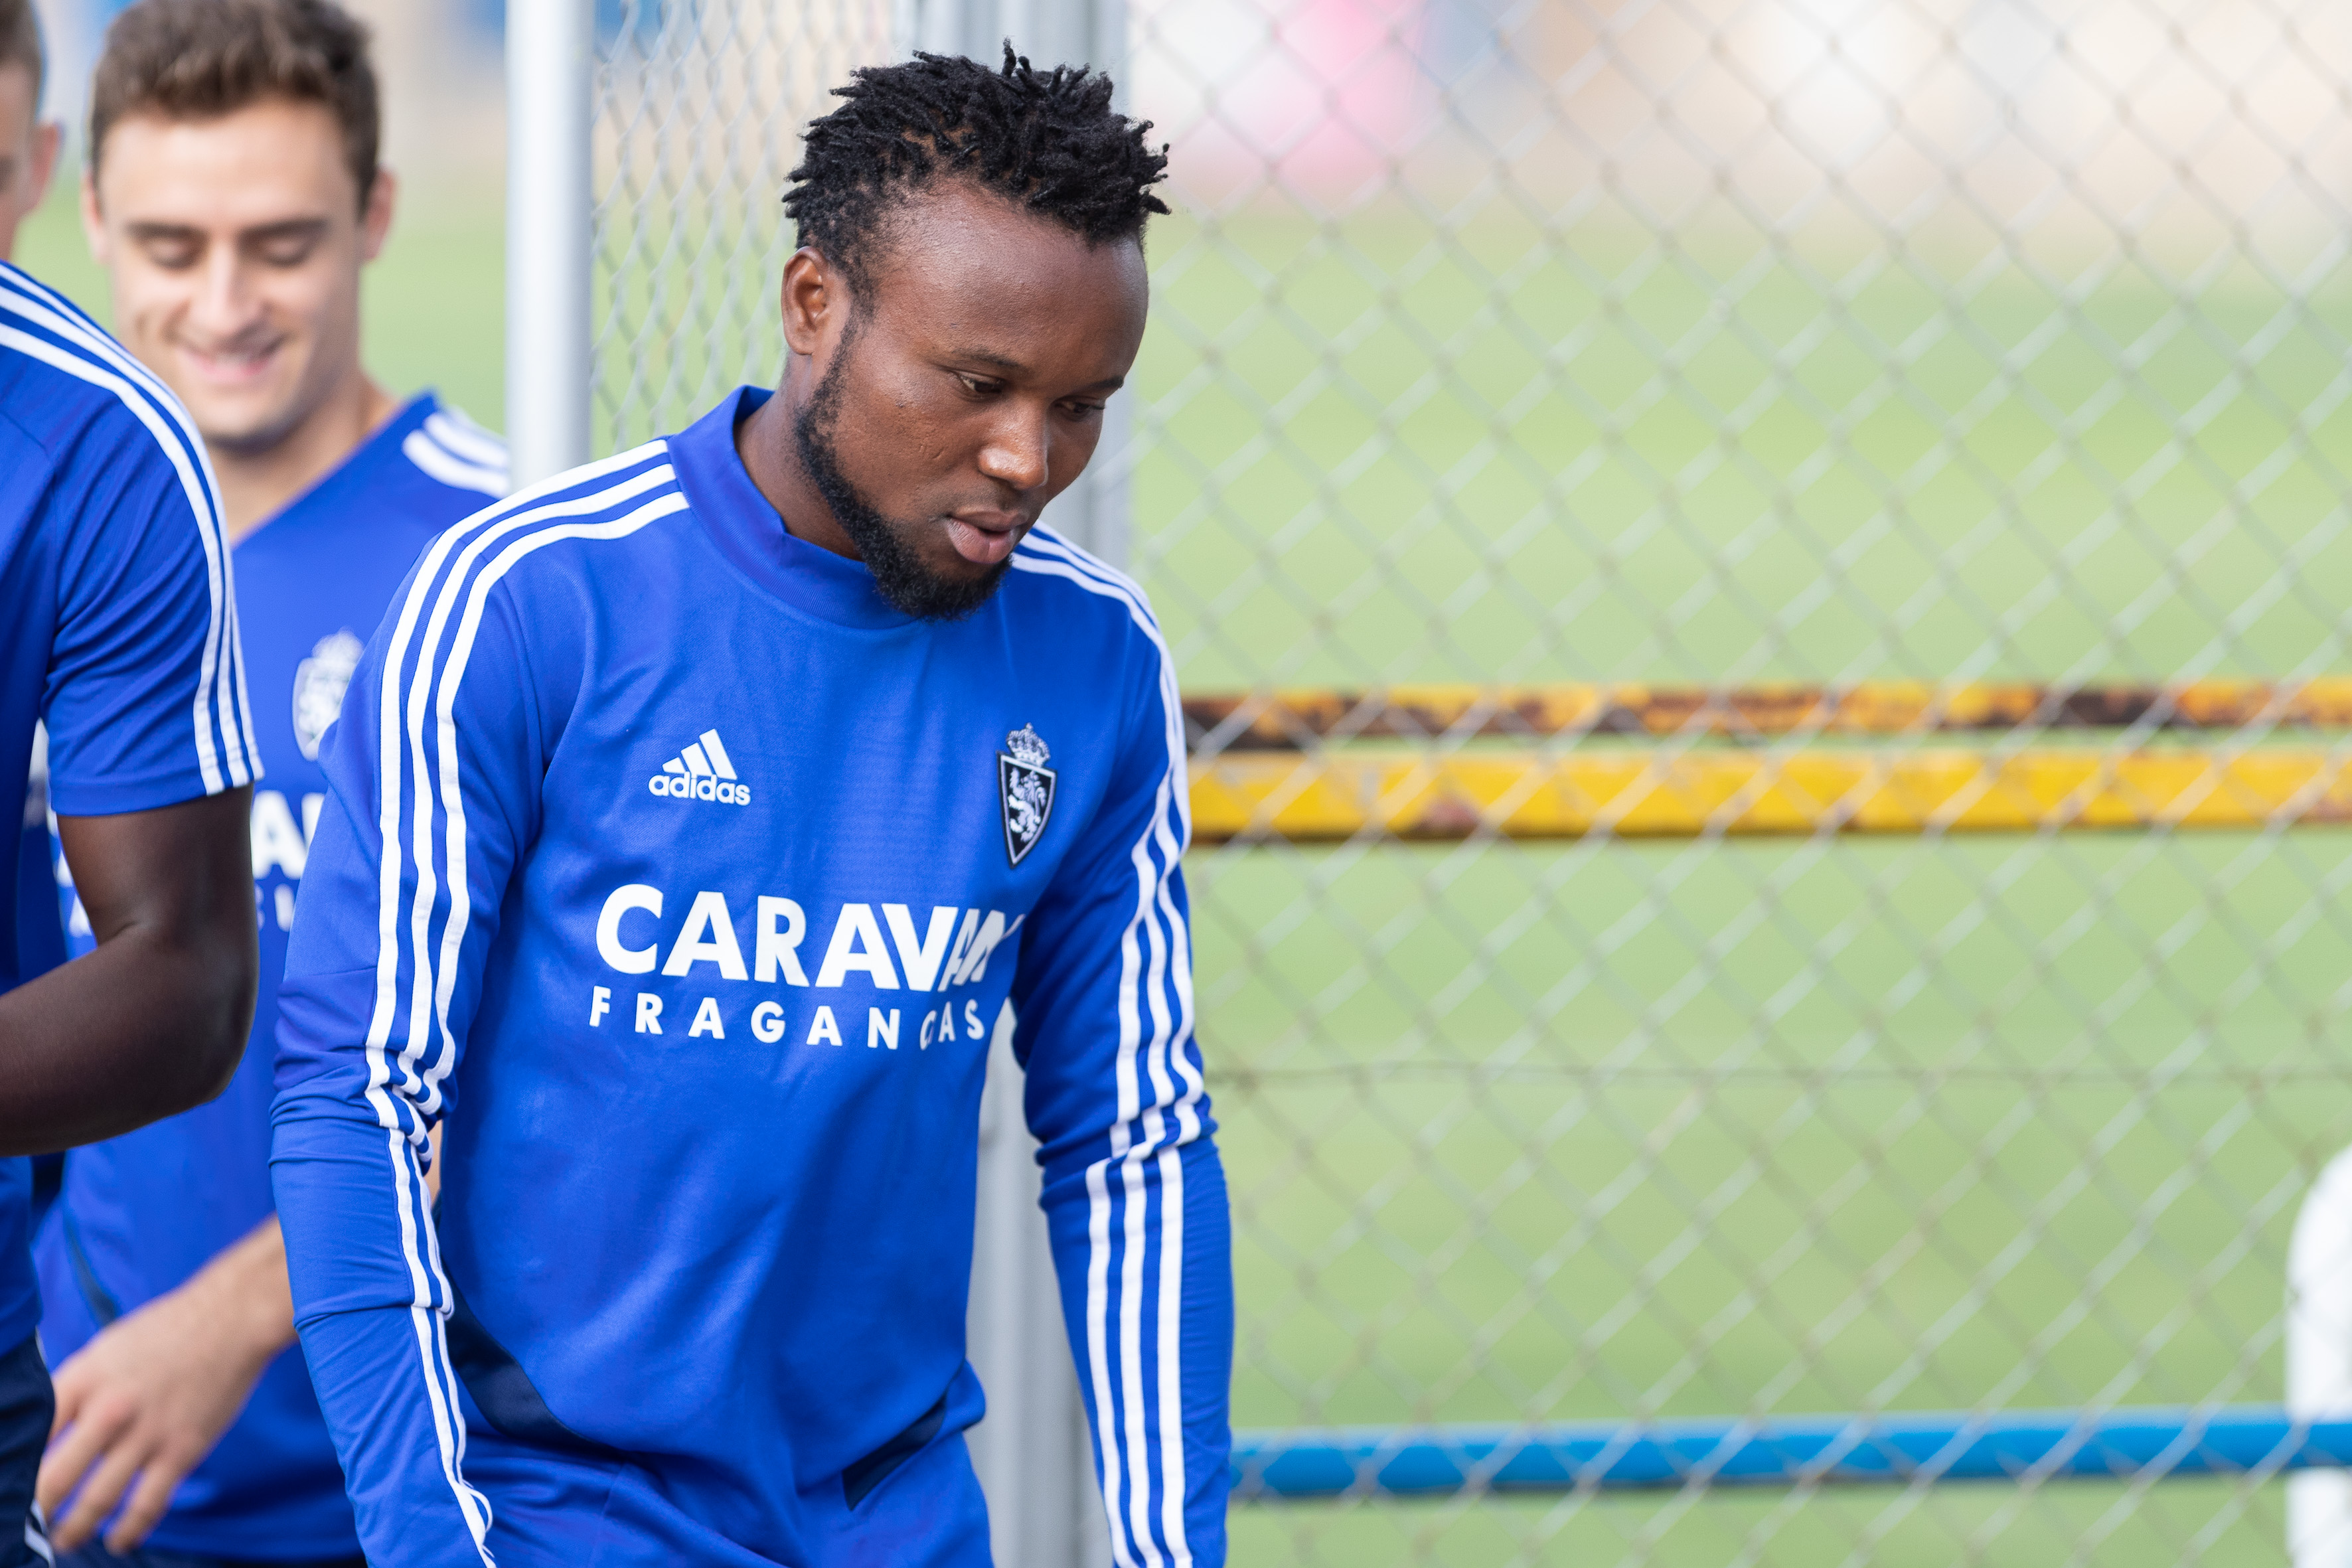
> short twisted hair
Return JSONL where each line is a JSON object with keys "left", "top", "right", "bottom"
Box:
{"left": 91, "top": 0, "right": 378, "bottom": 208}
{"left": 784, "top": 46, "right": 1168, "bottom": 293}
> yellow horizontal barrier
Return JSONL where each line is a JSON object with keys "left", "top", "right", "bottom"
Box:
{"left": 1183, "top": 678, "right": 2352, "bottom": 748}
{"left": 1188, "top": 748, "right": 2352, "bottom": 842}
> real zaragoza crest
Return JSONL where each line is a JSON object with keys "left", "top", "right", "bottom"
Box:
{"left": 997, "top": 724, "right": 1056, "bottom": 868}
{"left": 291, "top": 629, "right": 364, "bottom": 761}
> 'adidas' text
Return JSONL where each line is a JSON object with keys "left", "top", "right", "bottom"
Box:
{"left": 649, "top": 728, "right": 751, "bottom": 806}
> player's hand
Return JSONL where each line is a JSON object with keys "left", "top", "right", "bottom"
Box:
{"left": 37, "top": 1219, "right": 295, "bottom": 1553}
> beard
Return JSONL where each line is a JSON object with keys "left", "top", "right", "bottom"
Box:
{"left": 793, "top": 331, "right": 1014, "bottom": 623}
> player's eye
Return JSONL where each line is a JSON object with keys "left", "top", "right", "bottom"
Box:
{"left": 256, "top": 237, "right": 321, "bottom": 267}
{"left": 955, "top": 372, "right": 1002, "bottom": 398}
{"left": 1061, "top": 400, "right": 1107, "bottom": 420}
{"left": 141, "top": 240, "right": 202, "bottom": 270}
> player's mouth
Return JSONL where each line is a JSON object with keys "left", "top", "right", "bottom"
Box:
{"left": 177, "top": 337, "right": 284, "bottom": 388}
{"left": 943, "top": 508, "right": 1028, "bottom": 566}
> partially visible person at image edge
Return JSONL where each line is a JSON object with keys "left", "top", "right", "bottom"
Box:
{"left": 0, "top": 0, "right": 270, "bottom": 1550}
{"left": 33, "top": 3, "right": 505, "bottom": 1564}
{"left": 271, "top": 46, "right": 1231, "bottom": 1568}
{"left": 0, "top": 0, "right": 62, "bottom": 1009}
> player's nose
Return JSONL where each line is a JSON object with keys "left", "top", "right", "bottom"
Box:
{"left": 187, "top": 252, "right": 265, "bottom": 337}
{"left": 975, "top": 405, "right": 1050, "bottom": 493}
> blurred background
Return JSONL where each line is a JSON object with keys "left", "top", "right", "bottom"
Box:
{"left": 35, "top": 0, "right": 2352, "bottom": 1563}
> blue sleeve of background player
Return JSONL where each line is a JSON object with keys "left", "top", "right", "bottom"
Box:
{"left": 268, "top": 509, "right": 549, "bottom": 1568}
{"left": 1012, "top": 567, "right": 1233, "bottom": 1567}
{"left": 25, "top": 307, "right": 258, "bottom": 815}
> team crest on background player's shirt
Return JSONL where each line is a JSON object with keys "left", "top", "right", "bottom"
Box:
{"left": 292, "top": 629, "right": 364, "bottom": 760}
{"left": 998, "top": 725, "right": 1056, "bottom": 867}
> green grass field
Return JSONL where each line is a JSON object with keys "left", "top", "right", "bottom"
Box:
{"left": 23, "top": 184, "right": 2352, "bottom": 1565}
{"left": 1147, "top": 206, "right": 2352, "bottom": 1567}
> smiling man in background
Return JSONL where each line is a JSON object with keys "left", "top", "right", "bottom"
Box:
{"left": 35, "top": 3, "right": 504, "bottom": 1563}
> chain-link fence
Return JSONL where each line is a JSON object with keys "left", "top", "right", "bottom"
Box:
{"left": 589, "top": 0, "right": 888, "bottom": 448}
{"left": 589, "top": 0, "right": 2352, "bottom": 1561}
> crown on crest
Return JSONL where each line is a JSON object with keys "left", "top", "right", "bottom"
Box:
{"left": 1005, "top": 725, "right": 1051, "bottom": 767}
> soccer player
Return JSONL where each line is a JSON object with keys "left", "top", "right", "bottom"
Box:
{"left": 0, "top": 3, "right": 269, "bottom": 1563}
{"left": 0, "top": 0, "right": 52, "bottom": 263}
{"left": 273, "top": 47, "right": 1229, "bottom": 1568}
{"left": 33, "top": 3, "right": 505, "bottom": 1563}
{"left": 2, "top": 0, "right": 64, "bottom": 997}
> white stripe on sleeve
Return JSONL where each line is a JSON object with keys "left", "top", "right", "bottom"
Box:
{"left": 0, "top": 272, "right": 252, "bottom": 788}
{"left": 425, "top": 408, "right": 509, "bottom": 469}
{"left": 356, "top": 441, "right": 678, "bottom": 1563}
{"left": 1010, "top": 529, "right": 1206, "bottom": 1565}
{"left": 404, "top": 430, "right": 509, "bottom": 497}
{"left": 0, "top": 310, "right": 248, "bottom": 793}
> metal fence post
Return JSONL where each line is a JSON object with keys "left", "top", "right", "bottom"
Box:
{"left": 971, "top": 1004, "right": 1105, "bottom": 1568}
{"left": 505, "top": 0, "right": 592, "bottom": 485}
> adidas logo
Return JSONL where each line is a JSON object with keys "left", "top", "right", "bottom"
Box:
{"left": 648, "top": 728, "right": 751, "bottom": 805}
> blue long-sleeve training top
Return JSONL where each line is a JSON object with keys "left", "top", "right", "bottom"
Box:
{"left": 270, "top": 386, "right": 1231, "bottom": 1568}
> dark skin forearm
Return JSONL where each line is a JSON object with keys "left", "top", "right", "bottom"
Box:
{"left": 0, "top": 789, "right": 256, "bottom": 1154}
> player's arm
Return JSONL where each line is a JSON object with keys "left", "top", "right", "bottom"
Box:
{"left": 39, "top": 1211, "right": 285, "bottom": 1551}
{"left": 0, "top": 791, "right": 255, "bottom": 1153}
{"left": 11, "top": 374, "right": 262, "bottom": 1153}
{"left": 37, "top": 1126, "right": 442, "bottom": 1553}
{"left": 272, "top": 535, "right": 546, "bottom": 1568}
{"left": 1012, "top": 589, "right": 1233, "bottom": 1567}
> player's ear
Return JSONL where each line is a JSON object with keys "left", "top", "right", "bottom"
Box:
{"left": 359, "top": 167, "right": 396, "bottom": 263}
{"left": 77, "top": 168, "right": 106, "bottom": 264}
{"left": 27, "top": 120, "right": 57, "bottom": 210}
{"left": 779, "top": 246, "right": 832, "bottom": 357}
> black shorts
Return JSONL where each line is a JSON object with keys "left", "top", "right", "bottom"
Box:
{"left": 0, "top": 1332, "right": 52, "bottom": 1568}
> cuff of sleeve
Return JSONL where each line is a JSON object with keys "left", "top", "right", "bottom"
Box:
{"left": 48, "top": 765, "right": 240, "bottom": 817}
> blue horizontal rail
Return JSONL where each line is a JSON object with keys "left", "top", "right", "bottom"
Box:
{"left": 1232, "top": 1405, "right": 2352, "bottom": 1499}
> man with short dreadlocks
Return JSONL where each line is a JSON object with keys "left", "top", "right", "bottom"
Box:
{"left": 268, "top": 48, "right": 1231, "bottom": 1568}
